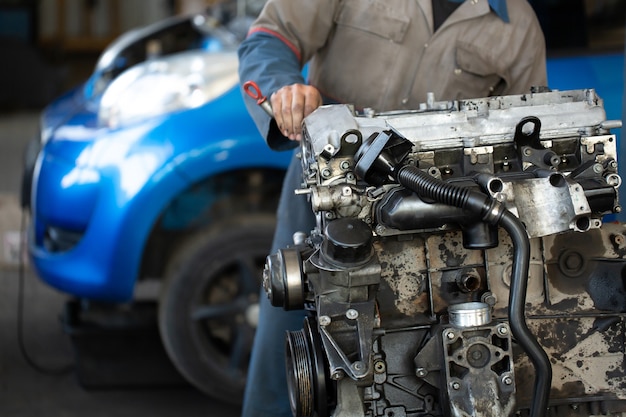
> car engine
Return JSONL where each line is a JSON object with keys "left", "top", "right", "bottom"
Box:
{"left": 263, "top": 88, "right": 626, "bottom": 417}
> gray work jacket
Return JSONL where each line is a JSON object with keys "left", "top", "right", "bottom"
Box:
{"left": 251, "top": 0, "right": 547, "bottom": 112}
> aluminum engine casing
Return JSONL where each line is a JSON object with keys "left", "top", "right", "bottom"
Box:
{"left": 265, "top": 89, "right": 626, "bottom": 417}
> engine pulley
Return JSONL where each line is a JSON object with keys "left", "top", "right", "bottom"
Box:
{"left": 285, "top": 317, "right": 331, "bottom": 417}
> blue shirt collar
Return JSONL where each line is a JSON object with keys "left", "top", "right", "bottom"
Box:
{"left": 447, "top": 0, "right": 510, "bottom": 23}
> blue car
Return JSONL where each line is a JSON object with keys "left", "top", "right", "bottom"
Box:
{"left": 25, "top": 0, "right": 624, "bottom": 404}
{"left": 25, "top": 7, "right": 291, "bottom": 401}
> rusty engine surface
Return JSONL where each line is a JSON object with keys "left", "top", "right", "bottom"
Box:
{"left": 263, "top": 89, "right": 626, "bottom": 417}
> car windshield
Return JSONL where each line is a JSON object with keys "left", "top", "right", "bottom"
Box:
{"left": 87, "top": 0, "right": 267, "bottom": 99}
{"left": 87, "top": 16, "right": 207, "bottom": 98}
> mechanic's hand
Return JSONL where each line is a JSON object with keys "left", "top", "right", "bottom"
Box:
{"left": 271, "top": 84, "right": 322, "bottom": 141}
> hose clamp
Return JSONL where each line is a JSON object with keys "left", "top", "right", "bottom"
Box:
{"left": 482, "top": 199, "right": 506, "bottom": 225}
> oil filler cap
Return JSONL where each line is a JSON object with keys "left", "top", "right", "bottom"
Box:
{"left": 322, "top": 218, "right": 373, "bottom": 266}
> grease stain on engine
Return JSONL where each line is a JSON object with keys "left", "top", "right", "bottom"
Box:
{"left": 375, "top": 237, "right": 428, "bottom": 316}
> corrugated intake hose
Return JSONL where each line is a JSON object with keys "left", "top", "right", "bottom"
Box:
{"left": 395, "top": 164, "right": 551, "bottom": 417}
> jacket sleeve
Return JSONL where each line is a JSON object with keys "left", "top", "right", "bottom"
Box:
{"left": 237, "top": 0, "right": 339, "bottom": 150}
{"left": 238, "top": 31, "right": 304, "bottom": 151}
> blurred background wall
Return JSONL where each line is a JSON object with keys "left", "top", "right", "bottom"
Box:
{"left": 0, "top": 0, "right": 216, "bottom": 110}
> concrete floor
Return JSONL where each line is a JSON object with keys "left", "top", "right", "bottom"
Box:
{"left": 0, "top": 111, "right": 240, "bottom": 416}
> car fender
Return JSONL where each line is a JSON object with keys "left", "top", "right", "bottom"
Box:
{"left": 102, "top": 107, "right": 291, "bottom": 301}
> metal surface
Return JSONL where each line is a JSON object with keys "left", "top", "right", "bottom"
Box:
{"left": 267, "top": 88, "right": 624, "bottom": 417}
{"left": 448, "top": 302, "right": 491, "bottom": 327}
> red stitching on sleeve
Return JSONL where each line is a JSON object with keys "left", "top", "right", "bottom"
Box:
{"left": 248, "top": 27, "right": 302, "bottom": 63}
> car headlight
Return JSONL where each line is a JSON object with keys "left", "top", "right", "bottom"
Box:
{"left": 98, "top": 50, "right": 239, "bottom": 129}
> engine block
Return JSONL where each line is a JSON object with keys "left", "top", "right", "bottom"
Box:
{"left": 264, "top": 89, "right": 626, "bottom": 417}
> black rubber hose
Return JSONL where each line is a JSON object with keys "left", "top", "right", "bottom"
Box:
{"left": 396, "top": 165, "right": 492, "bottom": 220}
{"left": 499, "top": 210, "right": 552, "bottom": 417}
{"left": 395, "top": 165, "right": 551, "bottom": 417}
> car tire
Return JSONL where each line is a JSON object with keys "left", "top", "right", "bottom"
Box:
{"left": 158, "top": 214, "right": 276, "bottom": 403}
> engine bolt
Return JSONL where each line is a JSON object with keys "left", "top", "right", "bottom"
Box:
{"left": 481, "top": 292, "right": 497, "bottom": 306}
{"left": 445, "top": 330, "right": 456, "bottom": 340}
{"left": 331, "top": 370, "right": 345, "bottom": 380}
{"left": 502, "top": 375, "right": 513, "bottom": 385}
{"left": 346, "top": 309, "right": 359, "bottom": 320}
{"left": 319, "top": 315, "right": 331, "bottom": 326}
{"left": 321, "top": 168, "right": 332, "bottom": 178}
{"left": 497, "top": 325, "right": 509, "bottom": 336}
{"left": 416, "top": 368, "right": 428, "bottom": 377}
{"left": 593, "top": 163, "right": 603, "bottom": 174}
{"left": 352, "top": 361, "right": 365, "bottom": 371}
{"left": 549, "top": 155, "right": 561, "bottom": 167}
{"left": 340, "top": 161, "right": 351, "bottom": 170}
{"left": 374, "top": 360, "right": 386, "bottom": 374}
{"left": 450, "top": 381, "right": 461, "bottom": 390}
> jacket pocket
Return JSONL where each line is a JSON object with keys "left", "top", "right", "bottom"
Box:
{"left": 455, "top": 41, "right": 504, "bottom": 95}
{"left": 334, "top": 0, "right": 410, "bottom": 43}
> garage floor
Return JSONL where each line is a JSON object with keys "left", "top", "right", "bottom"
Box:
{"left": 0, "top": 111, "right": 241, "bottom": 416}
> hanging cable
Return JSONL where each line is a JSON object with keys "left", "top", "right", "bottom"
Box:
{"left": 17, "top": 208, "right": 74, "bottom": 376}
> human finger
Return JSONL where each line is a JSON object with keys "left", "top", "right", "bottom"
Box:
{"left": 290, "top": 86, "right": 323, "bottom": 140}
{"left": 271, "top": 84, "right": 321, "bottom": 141}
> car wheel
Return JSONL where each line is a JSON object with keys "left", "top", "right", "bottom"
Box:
{"left": 158, "top": 214, "right": 275, "bottom": 403}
